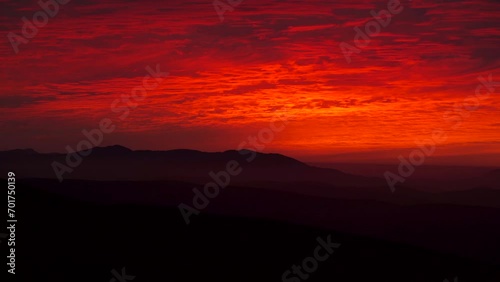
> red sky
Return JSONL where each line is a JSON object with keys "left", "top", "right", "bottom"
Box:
{"left": 1, "top": 0, "right": 499, "bottom": 164}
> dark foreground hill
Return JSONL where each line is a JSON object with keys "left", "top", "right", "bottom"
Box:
{"left": 7, "top": 180, "right": 500, "bottom": 282}
{"left": 2, "top": 146, "right": 500, "bottom": 281}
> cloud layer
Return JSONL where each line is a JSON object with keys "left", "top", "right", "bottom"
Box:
{"left": 0, "top": 0, "right": 499, "bottom": 163}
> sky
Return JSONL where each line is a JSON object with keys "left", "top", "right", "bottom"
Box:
{"left": 0, "top": 0, "right": 499, "bottom": 164}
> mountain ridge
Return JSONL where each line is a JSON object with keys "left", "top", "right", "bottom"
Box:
{"left": 1, "top": 145, "right": 497, "bottom": 190}
{"left": 1, "top": 144, "right": 364, "bottom": 184}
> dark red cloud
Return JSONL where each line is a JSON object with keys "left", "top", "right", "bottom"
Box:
{"left": 0, "top": 0, "right": 499, "bottom": 164}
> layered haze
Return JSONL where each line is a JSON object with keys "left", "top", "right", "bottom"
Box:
{"left": 1, "top": 0, "right": 499, "bottom": 164}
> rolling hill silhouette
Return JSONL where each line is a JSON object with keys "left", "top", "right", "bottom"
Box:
{"left": 12, "top": 181, "right": 500, "bottom": 282}
{"left": 2, "top": 146, "right": 500, "bottom": 281}
{"left": 0, "top": 145, "right": 385, "bottom": 187}
{"left": 2, "top": 145, "right": 498, "bottom": 192}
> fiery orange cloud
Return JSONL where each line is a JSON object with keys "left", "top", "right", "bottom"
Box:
{"left": 0, "top": 0, "right": 499, "bottom": 165}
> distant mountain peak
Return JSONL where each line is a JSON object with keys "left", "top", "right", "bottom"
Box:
{"left": 83, "top": 145, "right": 132, "bottom": 154}
{"left": 104, "top": 145, "right": 132, "bottom": 151}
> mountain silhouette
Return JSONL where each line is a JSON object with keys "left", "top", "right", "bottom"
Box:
{"left": 3, "top": 146, "right": 500, "bottom": 281}
{"left": 0, "top": 145, "right": 384, "bottom": 187}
